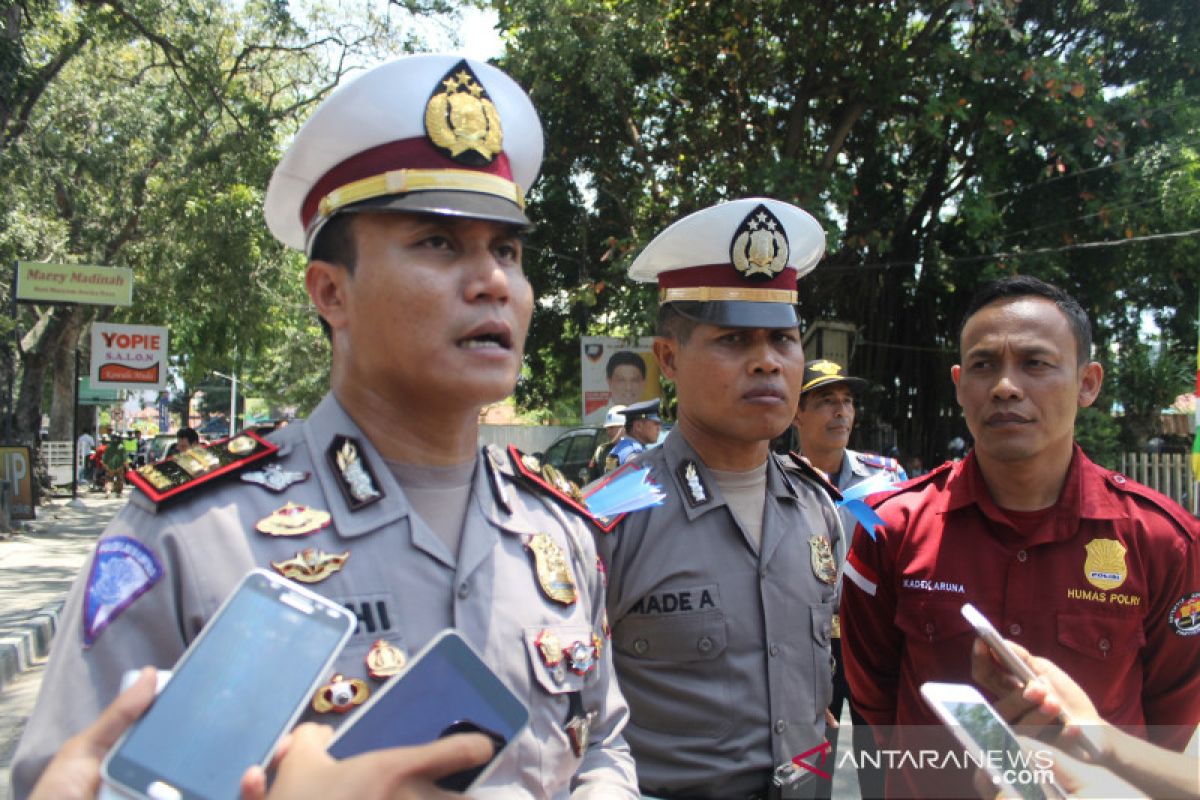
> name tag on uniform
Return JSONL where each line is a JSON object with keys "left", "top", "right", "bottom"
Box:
{"left": 628, "top": 584, "right": 720, "bottom": 616}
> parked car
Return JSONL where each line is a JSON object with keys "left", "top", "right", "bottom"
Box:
{"left": 539, "top": 427, "right": 606, "bottom": 485}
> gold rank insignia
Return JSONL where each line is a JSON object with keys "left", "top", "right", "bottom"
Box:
{"left": 424, "top": 60, "right": 503, "bottom": 166}
{"left": 810, "top": 535, "right": 838, "bottom": 585}
{"left": 523, "top": 533, "right": 577, "bottom": 606}
{"left": 256, "top": 502, "right": 332, "bottom": 537}
{"left": 730, "top": 203, "right": 789, "bottom": 281}
{"left": 1084, "top": 539, "right": 1128, "bottom": 590}
{"left": 542, "top": 462, "right": 585, "bottom": 503}
{"left": 365, "top": 639, "right": 407, "bottom": 680}
{"left": 311, "top": 673, "right": 370, "bottom": 714}
{"left": 270, "top": 547, "right": 348, "bottom": 583}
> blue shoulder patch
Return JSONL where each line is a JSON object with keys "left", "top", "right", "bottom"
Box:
{"left": 84, "top": 536, "right": 163, "bottom": 647}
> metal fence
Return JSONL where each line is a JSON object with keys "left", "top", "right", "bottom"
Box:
{"left": 1118, "top": 452, "right": 1198, "bottom": 515}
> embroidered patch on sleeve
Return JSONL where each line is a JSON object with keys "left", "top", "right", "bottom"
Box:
{"left": 84, "top": 536, "right": 164, "bottom": 647}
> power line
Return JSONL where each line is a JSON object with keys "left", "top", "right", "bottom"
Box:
{"left": 823, "top": 226, "right": 1200, "bottom": 274}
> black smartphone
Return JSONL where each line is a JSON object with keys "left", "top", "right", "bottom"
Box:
{"left": 101, "top": 569, "right": 356, "bottom": 800}
{"left": 327, "top": 629, "right": 529, "bottom": 791}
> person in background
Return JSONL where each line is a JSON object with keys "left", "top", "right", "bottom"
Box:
{"left": 790, "top": 358, "right": 904, "bottom": 799}
{"left": 588, "top": 405, "right": 626, "bottom": 481}
{"left": 76, "top": 429, "right": 95, "bottom": 483}
{"left": 606, "top": 398, "right": 662, "bottom": 470}
{"left": 100, "top": 433, "right": 128, "bottom": 498}
{"left": 164, "top": 427, "right": 200, "bottom": 459}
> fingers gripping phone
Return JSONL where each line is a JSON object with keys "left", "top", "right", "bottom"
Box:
{"left": 101, "top": 569, "right": 356, "bottom": 800}
{"left": 961, "top": 603, "right": 1102, "bottom": 760}
{"left": 328, "top": 629, "right": 529, "bottom": 791}
{"left": 921, "top": 681, "right": 1068, "bottom": 800}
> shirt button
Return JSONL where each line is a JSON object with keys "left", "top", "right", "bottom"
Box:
{"left": 1098, "top": 637, "right": 1111, "bottom": 652}
{"left": 1008, "top": 623, "right": 1022, "bottom": 636}
{"left": 1017, "top": 550, "right": 1028, "bottom": 563}
{"left": 1112, "top": 474, "right": 1126, "bottom": 485}
{"left": 457, "top": 583, "right": 470, "bottom": 599}
{"left": 924, "top": 622, "right": 936, "bottom": 636}
{"left": 697, "top": 636, "right": 713, "bottom": 654}
{"left": 633, "top": 638, "right": 649, "bottom": 655}
{"left": 768, "top": 642, "right": 780, "bottom": 657}
{"left": 759, "top": 567, "right": 768, "bottom": 579}
{"left": 774, "top": 720, "right": 787, "bottom": 734}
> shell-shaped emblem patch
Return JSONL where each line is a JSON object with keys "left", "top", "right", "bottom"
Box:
{"left": 730, "top": 203, "right": 789, "bottom": 281}
{"left": 424, "top": 60, "right": 503, "bottom": 166}
{"left": 1084, "top": 538, "right": 1127, "bottom": 591}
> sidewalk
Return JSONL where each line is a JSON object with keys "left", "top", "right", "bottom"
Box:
{"left": 0, "top": 492, "right": 125, "bottom": 693}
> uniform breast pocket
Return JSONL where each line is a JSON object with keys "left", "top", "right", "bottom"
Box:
{"left": 895, "top": 596, "right": 974, "bottom": 643}
{"left": 1056, "top": 611, "right": 1145, "bottom": 667}
{"left": 612, "top": 610, "right": 732, "bottom": 737}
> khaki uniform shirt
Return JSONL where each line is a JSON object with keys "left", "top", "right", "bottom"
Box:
{"left": 12, "top": 395, "right": 637, "bottom": 800}
{"left": 596, "top": 429, "right": 840, "bottom": 797}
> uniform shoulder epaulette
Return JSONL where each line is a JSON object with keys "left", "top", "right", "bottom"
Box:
{"left": 783, "top": 452, "right": 843, "bottom": 503}
{"left": 857, "top": 452, "right": 903, "bottom": 473}
{"left": 1105, "top": 471, "right": 1199, "bottom": 542}
{"left": 871, "top": 460, "right": 954, "bottom": 504}
{"left": 126, "top": 431, "right": 279, "bottom": 507}
{"left": 504, "top": 445, "right": 621, "bottom": 533}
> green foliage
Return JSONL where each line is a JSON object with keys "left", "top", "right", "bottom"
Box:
{"left": 1111, "top": 340, "right": 1192, "bottom": 448}
{"left": 1075, "top": 406, "right": 1122, "bottom": 469}
{"left": 495, "top": 0, "right": 1200, "bottom": 460}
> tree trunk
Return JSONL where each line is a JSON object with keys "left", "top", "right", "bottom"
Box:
{"left": 48, "top": 309, "right": 87, "bottom": 439}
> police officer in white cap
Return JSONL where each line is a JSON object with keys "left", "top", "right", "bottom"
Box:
{"left": 12, "top": 54, "right": 636, "bottom": 799}
{"left": 588, "top": 405, "right": 627, "bottom": 481}
{"left": 608, "top": 398, "right": 662, "bottom": 470}
{"left": 596, "top": 198, "right": 842, "bottom": 799}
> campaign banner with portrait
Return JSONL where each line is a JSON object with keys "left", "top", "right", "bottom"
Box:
{"left": 580, "top": 336, "right": 661, "bottom": 424}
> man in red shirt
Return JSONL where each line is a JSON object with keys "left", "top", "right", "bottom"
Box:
{"left": 841, "top": 275, "right": 1200, "bottom": 797}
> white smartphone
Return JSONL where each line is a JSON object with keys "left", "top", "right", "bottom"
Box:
{"left": 101, "top": 569, "right": 356, "bottom": 800}
{"left": 328, "top": 629, "right": 530, "bottom": 791}
{"left": 921, "top": 681, "right": 1068, "bottom": 800}
{"left": 961, "top": 602, "right": 1102, "bottom": 759}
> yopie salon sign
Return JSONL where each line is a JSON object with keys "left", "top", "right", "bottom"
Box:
{"left": 90, "top": 323, "right": 169, "bottom": 390}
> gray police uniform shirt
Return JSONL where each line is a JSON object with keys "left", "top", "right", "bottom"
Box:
{"left": 828, "top": 449, "right": 905, "bottom": 566}
{"left": 596, "top": 428, "right": 840, "bottom": 797}
{"left": 11, "top": 395, "right": 637, "bottom": 800}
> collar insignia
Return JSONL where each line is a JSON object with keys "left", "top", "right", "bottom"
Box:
{"left": 270, "top": 547, "right": 347, "bottom": 583}
{"left": 365, "top": 639, "right": 408, "bottom": 680}
{"left": 328, "top": 435, "right": 383, "bottom": 512}
{"left": 256, "top": 502, "right": 332, "bottom": 537}
{"left": 241, "top": 463, "right": 309, "bottom": 493}
{"left": 730, "top": 203, "right": 789, "bottom": 281}
{"left": 678, "top": 460, "right": 709, "bottom": 507}
{"left": 424, "top": 60, "right": 503, "bottom": 166}
{"left": 523, "top": 532, "right": 577, "bottom": 606}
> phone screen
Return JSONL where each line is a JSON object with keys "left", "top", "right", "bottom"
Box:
{"left": 105, "top": 571, "right": 352, "bottom": 800}
{"left": 941, "top": 699, "right": 1047, "bottom": 800}
{"left": 328, "top": 631, "right": 528, "bottom": 788}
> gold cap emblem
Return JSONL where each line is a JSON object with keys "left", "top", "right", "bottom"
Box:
{"left": 730, "top": 204, "right": 789, "bottom": 281}
{"left": 425, "top": 60, "right": 503, "bottom": 166}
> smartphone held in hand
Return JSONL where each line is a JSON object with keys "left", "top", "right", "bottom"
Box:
{"left": 101, "top": 569, "right": 356, "bottom": 800}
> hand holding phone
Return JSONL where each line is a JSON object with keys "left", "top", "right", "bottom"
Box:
{"left": 921, "top": 681, "right": 1069, "bottom": 800}
{"left": 962, "top": 603, "right": 1102, "bottom": 760}
{"left": 101, "top": 569, "right": 356, "bottom": 800}
{"left": 328, "top": 630, "right": 529, "bottom": 792}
